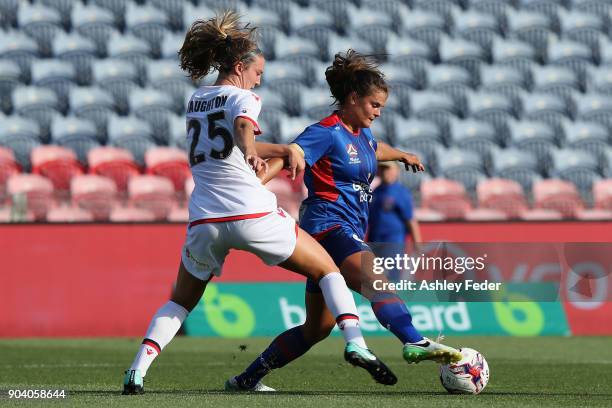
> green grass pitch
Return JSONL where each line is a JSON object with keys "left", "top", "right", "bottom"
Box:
{"left": 1, "top": 336, "right": 611, "bottom": 407}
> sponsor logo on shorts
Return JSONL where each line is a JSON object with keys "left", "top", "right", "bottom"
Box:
{"left": 185, "top": 248, "right": 211, "bottom": 270}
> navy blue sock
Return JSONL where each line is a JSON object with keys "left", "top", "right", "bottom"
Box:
{"left": 371, "top": 292, "right": 423, "bottom": 344}
{"left": 235, "top": 326, "right": 312, "bottom": 389}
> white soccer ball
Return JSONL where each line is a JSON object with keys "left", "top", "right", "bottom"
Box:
{"left": 439, "top": 347, "right": 489, "bottom": 394}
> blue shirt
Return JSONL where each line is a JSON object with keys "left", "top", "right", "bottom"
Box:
{"left": 293, "top": 113, "right": 378, "bottom": 238}
{"left": 368, "top": 182, "right": 414, "bottom": 243}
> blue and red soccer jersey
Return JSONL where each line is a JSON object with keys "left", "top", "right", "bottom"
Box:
{"left": 292, "top": 112, "right": 378, "bottom": 239}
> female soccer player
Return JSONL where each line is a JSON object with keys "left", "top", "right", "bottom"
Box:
{"left": 122, "top": 14, "right": 396, "bottom": 394}
{"left": 228, "top": 50, "right": 462, "bottom": 391}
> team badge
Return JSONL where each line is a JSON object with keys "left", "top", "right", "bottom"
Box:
{"left": 346, "top": 144, "right": 361, "bottom": 164}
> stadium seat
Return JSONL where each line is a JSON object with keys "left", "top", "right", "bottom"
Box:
{"left": 386, "top": 35, "right": 433, "bottom": 82}
{"left": 128, "top": 87, "right": 175, "bottom": 145}
{"left": 533, "top": 178, "right": 585, "bottom": 218}
{"left": 71, "top": 174, "right": 117, "bottom": 221}
{"left": 420, "top": 178, "right": 473, "bottom": 220}
{"left": 362, "top": 0, "right": 409, "bottom": 32}
{"left": 520, "top": 92, "right": 571, "bottom": 137}
{"left": 6, "top": 173, "right": 54, "bottom": 220}
{"left": 551, "top": 148, "right": 601, "bottom": 198}
{"left": 160, "top": 30, "right": 185, "bottom": 61}
{"left": 52, "top": 32, "right": 97, "bottom": 86}
{"left": 149, "top": 0, "right": 184, "bottom": 31}
{"left": 109, "top": 206, "right": 155, "bottom": 222}
{"left": 397, "top": 163, "right": 432, "bottom": 194}
{"left": 562, "top": 120, "right": 610, "bottom": 167}
{"left": 586, "top": 65, "right": 612, "bottom": 95}
{"left": 262, "top": 61, "right": 308, "bottom": 116}
{"left": 145, "top": 147, "right": 190, "bottom": 193}
{"left": 0, "top": 60, "right": 21, "bottom": 113}
{"left": 92, "top": 58, "right": 139, "bottom": 115}
{"left": 31, "top": 145, "right": 83, "bottom": 196}
{"left": 266, "top": 177, "right": 300, "bottom": 220}
{"left": 128, "top": 175, "right": 175, "bottom": 221}
{"left": 90, "top": 0, "right": 129, "bottom": 28}
{"left": 17, "top": 2, "right": 62, "bottom": 57}
{"left": 326, "top": 33, "right": 375, "bottom": 65}
{"left": 413, "top": 207, "right": 446, "bottom": 222}
{"left": 593, "top": 178, "right": 612, "bottom": 210}
{"left": 50, "top": 115, "right": 100, "bottom": 164}
{"left": 438, "top": 35, "right": 486, "bottom": 82}
{"left": 0, "top": 147, "right": 21, "bottom": 203}
{"left": 378, "top": 63, "right": 420, "bottom": 103}
{"left": 409, "top": 91, "right": 459, "bottom": 141}
{"left": 532, "top": 66, "right": 581, "bottom": 102}
{"left": 413, "top": 0, "right": 461, "bottom": 23}
{"left": 393, "top": 117, "right": 444, "bottom": 160}
{"left": 274, "top": 34, "right": 320, "bottom": 74}
{"left": 106, "top": 31, "right": 151, "bottom": 80}
{"left": 491, "top": 36, "right": 538, "bottom": 78}
{"left": 68, "top": 86, "right": 116, "bottom": 142}
{"left": 0, "top": 30, "right": 39, "bottom": 83}
{"left": 107, "top": 115, "right": 156, "bottom": 167}
{"left": 477, "top": 178, "right": 528, "bottom": 218}
{"left": 125, "top": 2, "right": 169, "bottom": 58}
{"left": 0, "top": 206, "right": 35, "bottom": 223}
{"left": 559, "top": 9, "right": 604, "bottom": 52}
{"left": 46, "top": 206, "right": 94, "bottom": 222}
{"left": 167, "top": 205, "right": 189, "bottom": 223}
{"left": 479, "top": 65, "right": 529, "bottom": 104}
{"left": 519, "top": 208, "right": 564, "bottom": 220}
{"left": 547, "top": 39, "right": 594, "bottom": 85}
{"left": 310, "top": 0, "right": 352, "bottom": 34}
{"left": 278, "top": 116, "right": 312, "bottom": 144}
{"left": 37, "top": 0, "right": 74, "bottom": 28}
{"left": 509, "top": 119, "right": 558, "bottom": 174}
{"left": 30, "top": 59, "right": 76, "bottom": 112}
{"left": 0, "top": 115, "right": 42, "bottom": 170}
{"left": 88, "top": 146, "right": 139, "bottom": 193}
{"left": 168, "top": 113, "right": 188, "bottom": 151}
{"left": 572, "top": 0, "right": 612, "bottom": 18}
{"left": 0, "top": 0, "right": 19, "bottom": 28}
{"left": 491, "top": 147, "right": 542, "bottom": 192}
{"left": 449, "top": 118, "right": 499, "bottom": 172}
{"left": 256, "top": 87, "right": 288, "bottom": 140}
{"left": 466, "top": 91, "right": 516, "bottom": 144}
{"left": 506, "top": 9, "right": 552, "bottom": 59}
{"left": 247, "top": 6, "right": 283, "bottom": 59}
{"left": 426, "top": 64, "right": 473, "bottom": 111}
{"left": 464, "top": 208, "right": 509, "bottom": 221}
{"left": 299, "top": 87, "right": 334, "bottom": 120}
{"left": 146, "top": 60, "right": 193, "bottom": 114}
{"left": 575, "top": 208, "right": 612, "bottom": 220}
{"left": 11, "top": 86, "right": 61, "bottom": 142}
{"left": 71, "top": 2, "right": 116, "bottom": 56}
{"left": 347, "top": 5, "right": 394, "bottom": 55}
{"left": 452, "top": 8, "right": 500, "bottom": 52}
{"left": 604, "top": 147, "right": 612, "bottom": 177}
{"left": 575, "top": 93, "right": 612, "bottom": 131}
{"left": 289, "top": 4, "right": 335, "bottom": 58}
{"left": 436, "top": 147, "right": 487, "bottom": 192}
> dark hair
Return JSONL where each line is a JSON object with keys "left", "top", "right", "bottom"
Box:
{"left": 325, "top": 49, "right": 388, "bottom": 105}
{"left": 179, "top": 10, "right": 262, "bottom": 80}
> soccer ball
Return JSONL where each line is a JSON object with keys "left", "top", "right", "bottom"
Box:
{"left": 439, "top": 347, "right": 489, "bottom": 394}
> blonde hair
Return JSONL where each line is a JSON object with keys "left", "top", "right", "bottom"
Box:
{"left": 179, "top": 10, "right": 261, "bottom": 80}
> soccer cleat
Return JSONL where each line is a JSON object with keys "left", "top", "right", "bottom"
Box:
{"left": 122, "top": 369, "right": 144, "bottom": 395}
{"left": 344, "top": 342, "right": 397, "bottom": 386}
{"left": 403, "top": 336, "right": 463, "bottom": 364}
{"left": 224, "top": 376, "right": 276, "bottom": 392}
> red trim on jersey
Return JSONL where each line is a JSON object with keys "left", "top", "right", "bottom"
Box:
{"left": 237, "top": 115, "right": 262, "bottom": 135}
{"left": 311, "top": 224, "right": 341, "bottom": 241}
{"left": 311, "top": 155, "right": 339, "bottom": 202}
{"left": 319, "top": 112, "right": 359, "bottom": 136}
{"left": 188, "top": 211, "right": 271, "bottom": 228}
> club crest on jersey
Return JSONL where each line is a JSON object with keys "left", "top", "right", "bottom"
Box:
{"left": 346, "top": 144, "right": 361, "bottom": 164}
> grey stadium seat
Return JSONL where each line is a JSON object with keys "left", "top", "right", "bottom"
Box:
{"left": 50, "top": 116, "right": 100, "bottom": 164}
{"left": 107, "top": 115, "right": 156, "bottom": 166}
{"left": 69, "top": 86, "right": 116, "bottom": 143}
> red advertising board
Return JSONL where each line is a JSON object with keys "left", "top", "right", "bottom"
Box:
{"left": 0, "top": 222, "right": 609, "bottom": 336}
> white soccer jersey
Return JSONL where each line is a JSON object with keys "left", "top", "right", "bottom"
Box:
{"left": 186, "top": 85, "right": 277, "bottom": 221}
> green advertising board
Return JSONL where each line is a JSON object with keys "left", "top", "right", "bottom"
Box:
{"left": 183, "top": 282, "right": 570, "bottom": 337}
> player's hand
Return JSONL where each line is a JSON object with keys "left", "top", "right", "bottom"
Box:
{"left": 245, "top": 149, "right": 268, "bottom": 175}
{"left": 285, "top": 146, "right": 306, "bottom": 180}
{"left": 400, "top": 153, "right": 425, "bottom": 173}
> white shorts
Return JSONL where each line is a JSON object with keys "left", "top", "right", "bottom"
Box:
{"left": 181, "top": 208, "right": 298, "bottom": 281}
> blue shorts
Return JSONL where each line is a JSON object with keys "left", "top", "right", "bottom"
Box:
{"left": 305, "top": 225, "right": 372, "bottom": 293}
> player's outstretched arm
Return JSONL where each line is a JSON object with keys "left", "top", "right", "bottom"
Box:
{"left": 376, "top": 141, "right": 426, "bottom": 173}
{"left": 256, "top": 143, "right": 305, "bottom": 183}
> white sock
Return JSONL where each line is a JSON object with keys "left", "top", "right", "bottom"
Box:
{"left": 318, "top": 272, "right": 367, "bottom": 348}
{"left": 129, "top": 301, "right": 189, "bottom": 376}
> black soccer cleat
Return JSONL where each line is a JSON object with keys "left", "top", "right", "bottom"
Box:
{"left": 122, "top": 369, "right": 144, "bottom": 395}
{"left": 344, "top": 342, "right": 398, "bottom": 386}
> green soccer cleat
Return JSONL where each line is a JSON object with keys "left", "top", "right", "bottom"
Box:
{"left": 122, "top": 369, "right": 144, "bottom": 395}
{"left": 224, "top": 376, "right": 276, "bottom": 392}
{"left": 344, "top": 342, "right": 397, "bottom": 385}
{"left": 403, "top": 337, "right": 463, "bottom": 364}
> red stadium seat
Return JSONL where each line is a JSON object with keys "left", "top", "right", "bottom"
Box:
{"left": 421, "top": 178, "right": 472, "bottom": 219}
{"left": 128, "top": 175, "right": 175, "bottom": 220}
{"left": 0, "top": 207, "right": 36, "bottom": 222}
{"left": 575, "top": 209, "right": 612, "bottom": 221}
{"left": 71, "top": 175, "right": 118, "bottom": 221}
{"left": 110, "top": 206, "right": 156, "bottom": 222}
{"left": 0, "top": 147, "right": 21, "bottom": 203}
{"left": 266, "top": 177, "right": 300, "bottom": 219}
{"left": 46, "top": 206, "right": 94, "bottom": 222}
{"left": 477, "top": 178, "right": 528, "bottom": 218}
{"left": 593, "top": 179, "right": 612, "bottom": 210}
{"left": 167, "top": 205, "right": 189, "bottom": 222}
{"left": 31, "top": 145, "right": 83, "bottom": 196}
{"left": 533, "top": 179, "right": 584, "bottom": 218}
{"left": 413, "top": 207, "right": 446, "bottom": 222}
{"left": 6, "top": 174, "right": 55, "bottom": 220}
{"left": 88, "top": 146, "right": 140, "bottom": 193}
{"left": 464, "top": 208, "right": 509, "bottom": 221}
{"left": 145, "top": 147, "right": 190, "bottom": 193}
{"left": 519, "top": 208, "right": 564, "bottom": 221}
